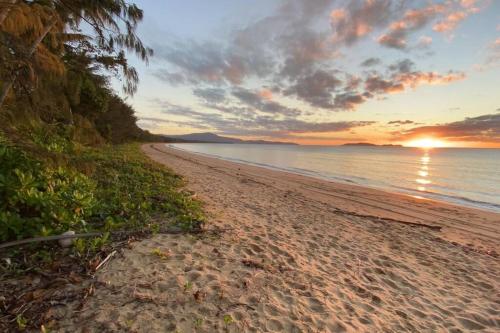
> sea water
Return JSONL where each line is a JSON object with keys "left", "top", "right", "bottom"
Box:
{"left": 169, "top": 143, "right": 500, "bottom": 213}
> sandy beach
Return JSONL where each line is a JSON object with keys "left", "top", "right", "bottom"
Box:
{"left": 59, "top": 143, "right": 500, "bottom": 332}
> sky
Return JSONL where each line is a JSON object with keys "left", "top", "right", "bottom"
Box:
{"left": 121, "top": 0, "right": 500, "bottom": 147}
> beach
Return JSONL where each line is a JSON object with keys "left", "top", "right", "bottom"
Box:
{"left": 59, "top": 143, "right": 500, "bottom": 332}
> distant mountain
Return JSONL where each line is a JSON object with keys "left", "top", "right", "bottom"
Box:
{"left": 342, "top": 142, "right": 376, "bottom": 146}
{"left": 163, "top": 132, "right": 297, "bottom": 145}
{"left": 342, "top": 142, "right": 403, "bottom": 147}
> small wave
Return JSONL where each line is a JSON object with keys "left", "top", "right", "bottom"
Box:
{"left": 389, "top": 185, "right": 500, "bottom": 213}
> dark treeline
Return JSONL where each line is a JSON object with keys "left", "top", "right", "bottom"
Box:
{"left": 0, "top": 0, "right": 162, "bottom": 143}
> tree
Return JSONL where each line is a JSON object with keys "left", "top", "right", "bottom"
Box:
{"left": 0, "top": 0, "right": 152, "bottom": 108}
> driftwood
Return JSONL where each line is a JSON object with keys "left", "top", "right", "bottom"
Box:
{"left": 0, "top": 227, "right": 190, "bottom": 250}
{"left": 0, "top": 223, "right": 234, "bottom": 250}
{"left": 0, "top": 232, "right": 103, "bottom": 249}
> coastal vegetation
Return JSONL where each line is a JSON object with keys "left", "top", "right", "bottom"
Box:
{"left": 0, "top": 1, "right": 203, "bottom": 330}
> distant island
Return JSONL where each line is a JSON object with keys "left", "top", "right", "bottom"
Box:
{"left": 342, "top": 142, "right": 403, "bottom": 147}
{"left": 163, "top": 132, "right": 298, "bottom": 145}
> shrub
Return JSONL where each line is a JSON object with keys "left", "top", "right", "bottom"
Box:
{"left": 0, "top": 136, "right": 204, "bottom": 242}
{"left": 0, "top": 138, "right": 96, "bottom": 241}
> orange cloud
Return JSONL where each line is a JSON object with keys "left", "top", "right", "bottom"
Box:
{"left": 330, "top": 9, "right": 346, "bottom": 20}
{"left": 433, "top": 11, "right": 467, "bottom": 32}
{"left": 392, "top": 113, "right": 500, "bottom": 144}
{"left": 258, "top": 89, "right": 273, "bottom": 100}
{"left": 378, "top": 1, "right": 488, "bottom": 49}
{"left": 433, "top": 0, "right": 487, "bottom": 33}
{"left": 395, "top": 71, "right": 466, "bottom": 88}
{"left": 378, "top": 4, "right": 446, "bottom": 49}
{"left": 364, "top": 68, "right": 466, "bottom": 96}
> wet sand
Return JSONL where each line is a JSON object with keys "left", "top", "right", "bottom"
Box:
{"left": 59, "top": 143, "right": 500, "bottom": 332}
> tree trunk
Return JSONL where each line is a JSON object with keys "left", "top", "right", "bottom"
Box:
{"left": 0, "top": 0, "right": 17, "bottom": 26}
{"left": 0, "top": 17, "right": 56, "bottom": 108}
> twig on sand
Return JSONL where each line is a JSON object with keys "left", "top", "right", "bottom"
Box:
{"left": 94, "top": 250, "right": 117, "bottom": 272}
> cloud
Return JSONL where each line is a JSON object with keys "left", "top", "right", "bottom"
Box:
{"left": 388, "top": 120, "right": 415, "bottom": 125}
{"left": 279, "top": 29, "right": 337, "bottom": 79}
{"left": 153, "top": 39, "right": 273, "bottom": 85}
{"left": 138, "top": 116, "right": 173, "bottom": 124}
{"left": 365, "top": 76, "right": 404, "bottom": 94}
{"left": 332, "top": 92, "right": 368, "bottom": 110}
{"left": 378, "top": 33, "right": 408, "bottom": 49}
{"left": 149, "top": 0, "right": 475, "bottom": 131}
{"left": 232, "top": 88, "right": 302, "bottom": 117}
{"left": 394, "top": 71, "right": 466, "bottom": 88}
{"left": 433, "top": 11, "right": 467, "bottom": 33}
{"left": 360, "top": 57, "right": 382, "bottom": 67}
{"left": 393, "top": 113, "right": 500, "bottom": 142}
{"left": 388, "top": 59, "right": 415, "bottom": 73}
{"left": 417, "top": 35, "right": 433, "bottom": 47}
{"left": 485, "top": 37, "right": 500, "bottom": 66}
{"left": 363, "top": 59, "right": 465, "bottom": 98}
{"left": 152, "top": 70, "right": 194, "bottom": 86}
{"left": 432, "top": 0, "right": 486, "bottom": 33}
{"left": 258, "top": 89, "right": 273, "bottom": 100}
{"left": 377, "top": 1, "right": 487, "bottom": 50}
{"left": 378, "top": 3, "right": 446, "bottom": 49}
{"left": 152, "top": 99, "right": 376, "bottom": 137}
{"left": 193, "top": 88, "right": 227, "bottom": 104}
{"left": 280, "top": 58, "right": 465, "bottom": 110}
{"left": 330, "top": 0, "right": 395, "bottom": 46}
{"left": 284, "top": 70, "right": 343, "bottom": 109}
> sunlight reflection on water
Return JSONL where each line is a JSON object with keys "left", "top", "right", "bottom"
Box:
{"left": 417, "top": 151, "right": 431, "bottom": 192}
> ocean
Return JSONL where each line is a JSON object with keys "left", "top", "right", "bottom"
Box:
{"left": 169, "top": 143, "right": 500, "bottom": 213}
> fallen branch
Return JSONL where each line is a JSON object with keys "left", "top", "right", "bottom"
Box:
{"left": 0, "top": 233, "right": 103, "bottom": 249}
{"left": 0, "top": 227, "right": 195, "bottom": 250}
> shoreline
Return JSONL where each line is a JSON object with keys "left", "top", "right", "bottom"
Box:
{"left": 167, "top": 143, "right": 500, "bottom": 214}
{"left": 59, "top": 143, "right": 500, "bottom": 332}
{"left": 156, "top": 143, "right": 500, "bottom": 252}
{"left": 166, "top": 143, "right": 500, "bottom": 214}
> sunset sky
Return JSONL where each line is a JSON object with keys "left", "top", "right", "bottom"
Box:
{"left": 124, "top": 0, "right": 500, "bottom": 147}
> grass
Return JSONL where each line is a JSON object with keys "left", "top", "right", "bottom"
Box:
{"left": 71, "top": 143, "right": 205, "bottom": 234}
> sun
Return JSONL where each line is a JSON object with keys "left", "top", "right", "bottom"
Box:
{"left": 407, "top": 138, "right": 446, "bottom": 149}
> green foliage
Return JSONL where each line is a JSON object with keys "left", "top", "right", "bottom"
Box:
{"left": 0, "top": 133, "right": 204, "bottom": 242}
{"left": 29, "top": 124, "right": 75, "bottom": 153}
{"left": 151, "top": 248, "right": 170, "bottom": 259}
{"left": 193, "top": 317, "right": 203, "bottom": 329}
{"left": 72, "top": 144, "right": 204, "bottom": 232}
{"left": 16, "top": 314, "right": 27, "bottom": 331}
{"left": 0, "top": 138, "right": 96, "bottom": 241}
{"left": 223, "top": 314, "right": 234, "bottom": 325}
{"left": 184, "top": 281, "right": 193, "bottom": 292}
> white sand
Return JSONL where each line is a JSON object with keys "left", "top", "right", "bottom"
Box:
{"left": 57, "top": 143, "right": 500, "bottom": 332}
